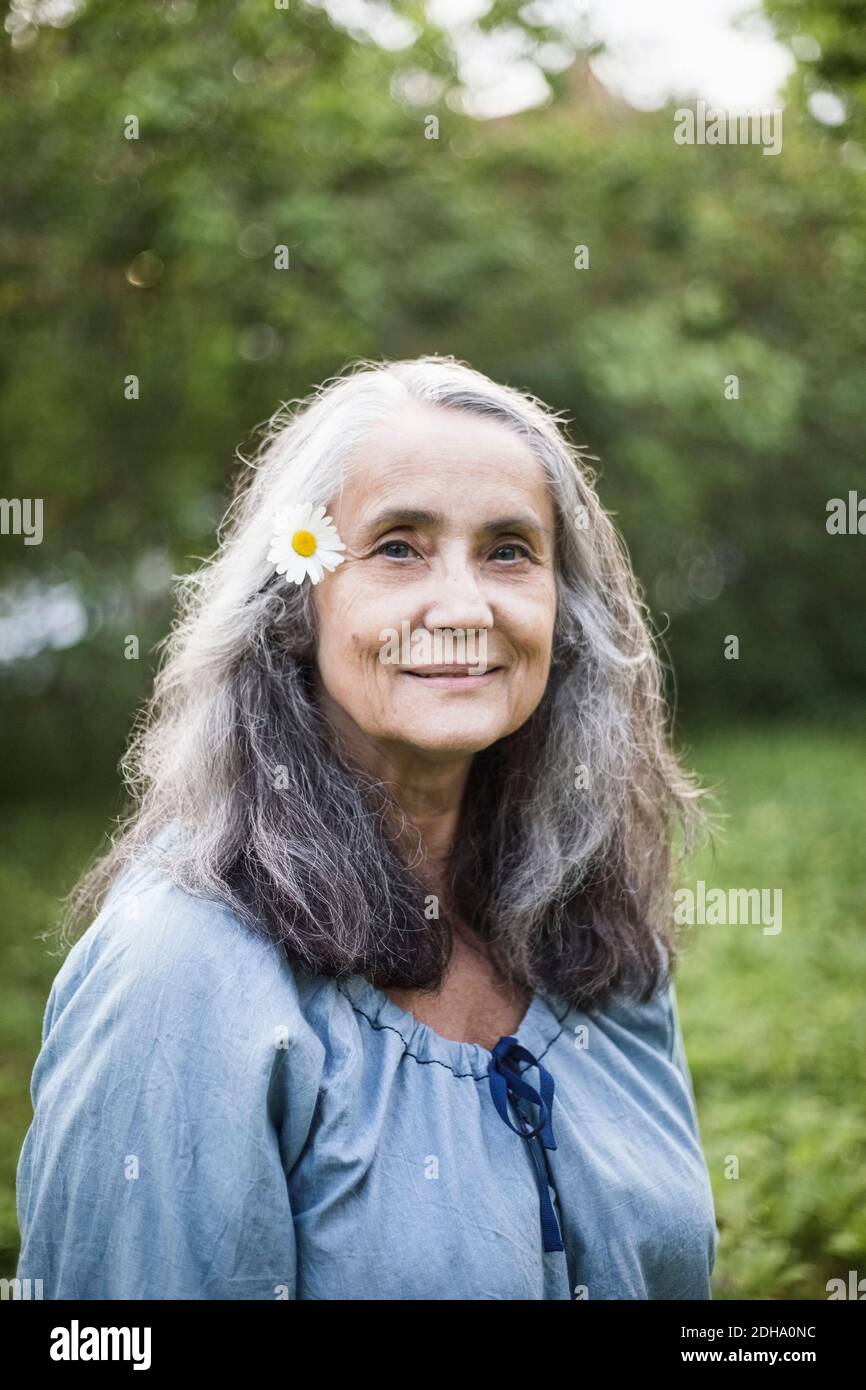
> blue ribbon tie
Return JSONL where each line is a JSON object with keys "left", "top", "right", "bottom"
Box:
{"left": 488, "top": 1036, "right": 565, "bottom": 1254}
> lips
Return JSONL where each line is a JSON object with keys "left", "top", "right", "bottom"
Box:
{"left": 403, "top": 666, "right": 500, "bottom": 678}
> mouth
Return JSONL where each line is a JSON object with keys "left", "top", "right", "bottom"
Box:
{"left": 401, "top": 665, "right": 502, "bottom": 689}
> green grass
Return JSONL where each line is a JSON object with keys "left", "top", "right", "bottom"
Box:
{"left": 674, "top": 723, "right": 866, "bottom": 1299}
{"left": 2, "top": 724, "right": 865, "bottom": 1296}
{"left": 0, "top": 802, "right": 112, "bottom": 1276}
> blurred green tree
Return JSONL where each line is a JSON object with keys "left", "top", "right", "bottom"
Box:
{"left": 1, "top": 0, "right": 864, "bottom": 797}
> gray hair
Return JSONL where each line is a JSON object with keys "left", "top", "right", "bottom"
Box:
{"left": 60, "top": 354, "right": 708, "bottom": 1010}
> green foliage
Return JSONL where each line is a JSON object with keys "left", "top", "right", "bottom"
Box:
{"left": 675, "top": 722, "right": 866, "bottom": 1299}
{"left": 0, "top": 798, "right": 113, "bottom": 1273}
{"left": 765, "top": 0, "right": 866, "bottom": 138}
{"left": 2, "top": 1, "right": 865, "bottom": 785}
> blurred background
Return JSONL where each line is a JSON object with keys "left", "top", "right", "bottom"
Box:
{"left": 1, "top": 0, "right": 864, "bottom": 1297}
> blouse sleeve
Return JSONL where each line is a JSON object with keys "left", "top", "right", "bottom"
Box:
{"left": 15, "top": 864, "right": 323, "bottom": 1300}
{"left": 665, "top": 976, "right": 721, "bottom": 1271}
{"left": 666, "top": 978, "right": 700, "bottom": 1110}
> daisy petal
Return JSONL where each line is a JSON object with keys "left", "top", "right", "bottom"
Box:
{"left": 268, "top": 498, "right": 346, "bottom": 588}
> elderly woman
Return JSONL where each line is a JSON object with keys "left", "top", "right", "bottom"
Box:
{"left": 16, "top": 355, "right": 718, "bottom": 1301}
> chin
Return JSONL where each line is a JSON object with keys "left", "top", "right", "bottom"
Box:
{"left": 394, "top": 722, "right": 506, "bottom": 758}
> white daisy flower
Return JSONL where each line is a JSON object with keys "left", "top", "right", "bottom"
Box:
{"left": 267, "top": 502, "right": 346, "bottom": 585}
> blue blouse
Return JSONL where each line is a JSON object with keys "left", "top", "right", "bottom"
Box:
{"left": 16, "top": 850, "right": 719, "bottom": 1300}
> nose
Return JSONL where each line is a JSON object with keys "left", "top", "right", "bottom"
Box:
{"left": 421, "top": 550, "right": 494, "bottom": 633}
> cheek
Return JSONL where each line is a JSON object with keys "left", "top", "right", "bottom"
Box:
{"left": 316, "top": 579, "right": 374, "bottom": 648}
{"left": 510, "top": 583, "right": 557, "bottom": 662}
{"left": 318, "top": 632, "right": 376, "bottom": 693}
{"left": 314, "top": 585, "right": 395, "bottom": 695}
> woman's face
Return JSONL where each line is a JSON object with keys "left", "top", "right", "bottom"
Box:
{"left": 312, "top": 402, "right": 557, "bottom": 764}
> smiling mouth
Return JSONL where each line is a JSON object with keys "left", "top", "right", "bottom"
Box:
{"left": 402, "top": 665, "right": 501, "bottom": 681}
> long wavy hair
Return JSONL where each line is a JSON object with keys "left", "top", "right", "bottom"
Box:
{"left": 59, "top": 354, "right": 708, "bottom": 1011}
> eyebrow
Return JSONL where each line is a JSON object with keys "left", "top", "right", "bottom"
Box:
{"left": 359, "top": 507, "right": 550, "bottom": 538}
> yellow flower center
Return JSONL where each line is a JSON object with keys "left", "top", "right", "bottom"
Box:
{"left": 291, "top": 528, "right": 317, "bottom": 558}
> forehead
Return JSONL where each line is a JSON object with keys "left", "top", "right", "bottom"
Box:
{"left": 338, "top": 402, "right": 553, "bottom": 519}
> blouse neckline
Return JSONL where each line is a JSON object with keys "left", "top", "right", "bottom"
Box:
{"left": 338, "top": 974, "right": 571, "bottom": 1079}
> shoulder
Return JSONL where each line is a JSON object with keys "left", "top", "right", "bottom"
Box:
{"left": 592, "top": 970, "right": 701, "bottom": 1117}
{"left": 599, "top": 976, "right": 678, "bottom": 1062}
{"left": 19, "top": 841, "right": 326, "bottom": 1299}
{"left": 42, "top": 847, "right": 324, "bottom": 1078}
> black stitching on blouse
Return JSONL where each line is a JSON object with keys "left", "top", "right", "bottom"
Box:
{"left": 533, "top": 1007, "right": 572, "bottom": 1066}
{"left": 335, "top": 982, "right": 572, "bottom": 1082}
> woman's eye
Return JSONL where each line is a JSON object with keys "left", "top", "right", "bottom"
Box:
{"left": 375, "top": 539, "right": 417, "bottom": 560}
{"left": 373, "top": 539, "right": 529, "bottom": 562}
{"left": 491, "top": 543, "right": 530, "bottom": 562}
